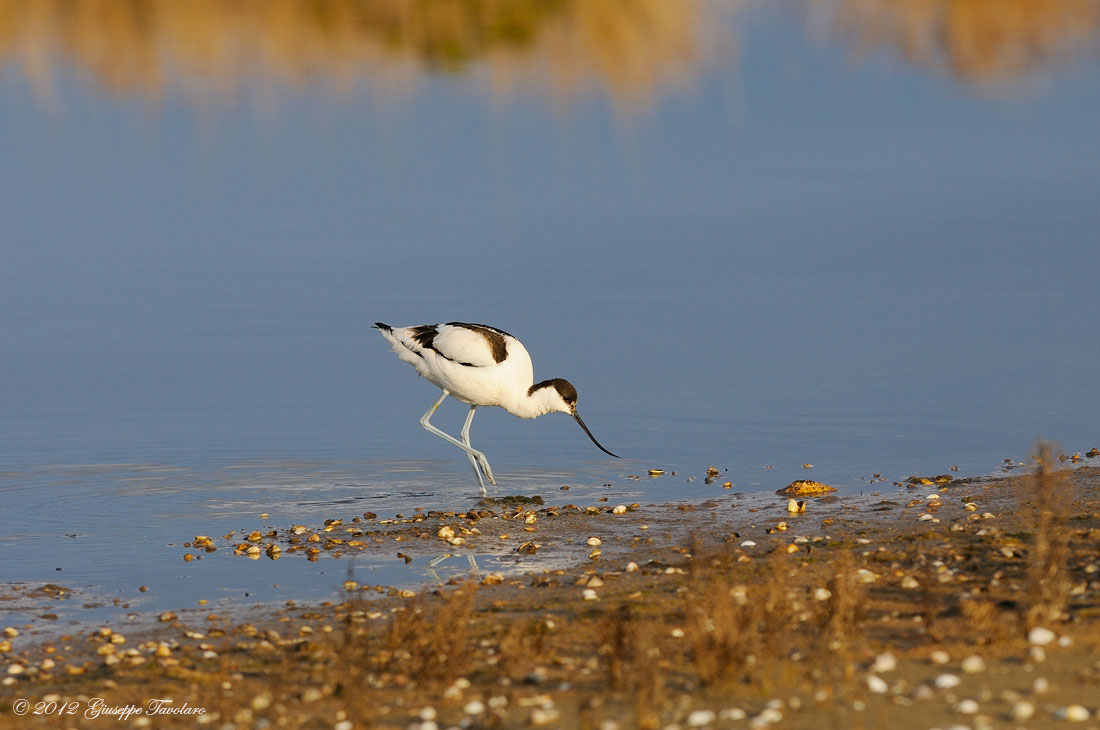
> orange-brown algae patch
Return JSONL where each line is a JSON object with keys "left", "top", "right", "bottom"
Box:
{"left": 777, "top": 480, "right": 837, "bottom": 496}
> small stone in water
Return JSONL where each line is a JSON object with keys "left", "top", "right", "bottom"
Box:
{"left": 612, "top": 505, "right": 627, "bottom": 514}
{"left": 463, "top": 700, "right": 485, "bottom": 715}
{"left": 582, "top": 588, "right": 598, "bottom": 601}
{"left": 930, "top": 650, "right": 951, "bottom": 665}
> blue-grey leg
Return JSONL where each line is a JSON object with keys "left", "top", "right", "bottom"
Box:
{"left": 461, "top": 405, "right": 495, "bottom": 490}
{"left": 419, "top": 391, "right": 493, "bottom": 496}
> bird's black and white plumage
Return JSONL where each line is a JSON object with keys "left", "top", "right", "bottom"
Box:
{"left": 375, "top": 321, "right": 618, "bottom": 494}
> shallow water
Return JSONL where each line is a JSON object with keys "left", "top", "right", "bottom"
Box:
{"left": 2, "top": 0, "right": 1099, "bottom": 631}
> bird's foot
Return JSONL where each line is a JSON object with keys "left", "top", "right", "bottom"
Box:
{"left": 477, "top": 456, "right": 496, "bottom": 486}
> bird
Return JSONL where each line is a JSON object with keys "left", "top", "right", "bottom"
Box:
{"left": 374, "top": 321, "right": 618, "bottom": 495}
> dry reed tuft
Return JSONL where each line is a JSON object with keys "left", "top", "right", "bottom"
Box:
{"left": 599, "top": 605, "right": 666, "bottom": 730}
{"left": 1023, "top": 441, "right": 1074, "bottom": 628}
{"left": 821, "top": 548, "right": 866, "bottom": 648}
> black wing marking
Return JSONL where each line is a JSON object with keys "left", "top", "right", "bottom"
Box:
{"left": 445, "top": 322, "right": 510, "bottom": 363}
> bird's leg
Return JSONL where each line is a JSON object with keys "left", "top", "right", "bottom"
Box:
{"left": 419, "top": 391, "right": 493, "bottom": 495}
{"left": 461, "top": 405, "right": 496, "bottom": 490}
{"left": 425, "top": 553, "right": 480, "bottom": 583}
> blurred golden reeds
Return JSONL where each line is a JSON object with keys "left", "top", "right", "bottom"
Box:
{"left": 0, "top": 0, "right": 714, "bottom": 108}
{"left": 1, "top": 0, "right": 1096, "bottom": 110}
{"left": 816, "top": 0, "right": 1100, "bottom": 85}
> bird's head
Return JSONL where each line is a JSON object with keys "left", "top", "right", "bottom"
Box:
{"left": 528, "top": 378, "right": 619, "bottom": 458}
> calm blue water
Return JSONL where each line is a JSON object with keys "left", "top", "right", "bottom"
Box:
{"left": 2, "top": 2, "right": 1099, "bottom": 630}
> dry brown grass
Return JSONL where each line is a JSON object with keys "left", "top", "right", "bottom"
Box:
{"left": 1023, "top": 441, "right": 1074, "bottom": 628}
{"left": 4, "top": 464, "right": 1099, "bottom": 729}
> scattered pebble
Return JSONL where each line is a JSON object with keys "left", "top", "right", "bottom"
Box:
{"left": 582, "top": 589, "right": 598, "bottom": 601}
{"left": 686, "top": 709, "right": 716, "bottom": 727}
{"left": 930, "top": 650, "right": 951, "bottom": 665}
{"left": 954, "top": 699, "right": 979, "bottom": 714}
{"left": 530, "top": 708, "right": 561, "bottom": 726}
{"left": 1011, "top": 701, "right": 1035, "bottom": 721}
{"left": 1028, "top": 627, "right": 1055, "bottom": 646}
{"left": 934, "top": 673, "right": 960, "bottom": 689}
{"left": 1059, "top": 705, "right": 1091, "bottom": 722}
{"left": 872, "top": 652, "right": 897, "bottom": 673}
{"left": 960, "top": 655, "right": 986, "bottom": 674}
{"left": 756, "top": 707, "right": 783, "bottom": 724}
{"left": 854, "top": 569, "right": 877, "bottom": 583}
{"left": 867, "top": 675, "right": 888, "bottom": 693}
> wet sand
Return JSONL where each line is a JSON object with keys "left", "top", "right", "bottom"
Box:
{"left": 2, "top": 462, "right": 1100, "bottom": 729}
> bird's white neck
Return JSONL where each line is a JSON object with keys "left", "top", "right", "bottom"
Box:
{"left": 503, "top": 386, "right": 564, "bottom": 420}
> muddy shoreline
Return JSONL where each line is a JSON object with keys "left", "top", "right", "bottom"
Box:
{"left": 3, "top": 463, "right": 1100, "bottom": 728}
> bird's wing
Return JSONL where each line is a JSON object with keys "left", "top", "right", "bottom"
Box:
{"left": 427, "top": 323, "right": 511, "bottom": 367}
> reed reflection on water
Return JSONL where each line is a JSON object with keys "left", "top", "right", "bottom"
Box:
{"left": 815, "top": 0, "right": 1100, "bottom": 84}
{"left": 0, "top": 0, "right": 713, "bottom": 108}
{"left": 1, "top": 0, "right": 1098, "bottom": 109}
